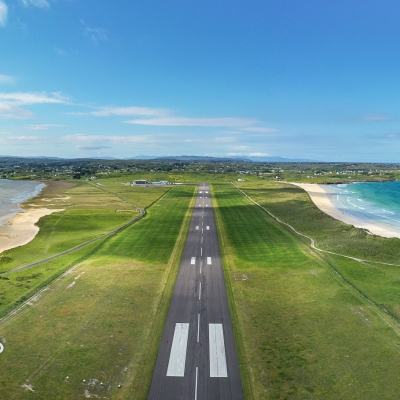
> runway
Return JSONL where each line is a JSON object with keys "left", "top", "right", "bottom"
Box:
{"left": 148, "top": 184, "right": 244, "bottom": 400}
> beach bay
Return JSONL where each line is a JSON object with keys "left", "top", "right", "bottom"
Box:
{"left": 292, "top": 181, "right": 400, "bottom": 239}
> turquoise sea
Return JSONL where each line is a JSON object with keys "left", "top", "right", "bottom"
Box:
{"left": 0, "top": 179, "right": 45, "bottom": 226}
{"left": 328, "top": 181, "right": 400, "bottom": 232}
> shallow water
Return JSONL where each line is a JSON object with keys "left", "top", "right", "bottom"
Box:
{"left": 328, "top": 181, "right": 400, "bottom": 232}
{"left": 0, "top": 179, "right": 45, "bottom": 225}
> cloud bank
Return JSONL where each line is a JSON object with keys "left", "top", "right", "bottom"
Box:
{"left": 0, "top": 91, "right": 68, "bottom": 119}
{"left": 21, "top": 0, "right": 49, "bottom": 8}
{"left": 0, "top": 1, "right": 7, "bottom": 27}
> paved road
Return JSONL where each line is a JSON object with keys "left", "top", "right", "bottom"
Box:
{"left": 148, "top": 184, "right": 244, "bottom": 400}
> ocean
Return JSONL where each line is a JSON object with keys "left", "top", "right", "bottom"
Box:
{"left": 0, "top": 179, "right": 45, "bottom": 226}
{"left": 328, "top": 181, "right": 400, "bottom": 233}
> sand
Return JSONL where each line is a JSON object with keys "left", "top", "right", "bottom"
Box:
{"left": 290, "top": 183, "right": 400, "bottom": 239}
{"left": 0, "top": 208, "right": 64, "bottom": 253}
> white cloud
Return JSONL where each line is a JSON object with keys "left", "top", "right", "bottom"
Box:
{"left": 25, "top": 124, "right": 66, "bottom": 130}
{"left": 0, "top": 135, "right": 47, "bottom": 144}
{"left": 211, "top": 137, "right": 236, "bottom": 143}
{"left": 81, "top": 20, "right": 108, "bottom": 45}
{"left": 0, "top": 1, "right": 8, "bottom": 27}
{"left": 54, "top": 46, "right": 65, "bottom": 56}
{"left": 89, "top": 106, "right": 168, "bottom": 117}
{"left": 227, "top": 145, "right": 250, "bottom": 151}
{"left": 241, "top": 127, "right": 279, "bottom": 133}
{"left": 362, "top": 114, "right": 392, "bottom": 122}
{"left": 0, "top": 74, "right": 16, "bottom": 84}
{"left": 21, "top": 0, "right": 49, "bottom": 8}
{"left": 0, "top": 91, "right": 69, "bottom": 119}
{"left": 78, "top": 145, "right": 111, "bottom": 150}
{"left": 126, "top": 117, "right": 259, "bottom": 127}
{"left": 0, "top": 103, "right": 33, "bottom": 119}
{"left": 248, "top": 152, "right": 270, "bottom": 157}
{"left": 63, "top": 134, "right": 160, "bottom": 146}
{"left": 0, "top": 91, "right": 68, "bottom": 105}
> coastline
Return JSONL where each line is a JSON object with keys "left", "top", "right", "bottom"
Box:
{"left": 289, "top": 182, "right": 400, "bottom": 239}
{"left": 0, "top": 208, "right": 64, "bottom": 253}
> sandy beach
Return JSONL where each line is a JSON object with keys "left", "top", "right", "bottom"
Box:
{"left": 290, "top": 182, "right": 400, "bottom": 239}
{"left": 0, "top": 208, "right": 64, "bottom": 253}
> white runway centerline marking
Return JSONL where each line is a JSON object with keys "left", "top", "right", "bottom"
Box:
{"left": 197, "top": 314, "right": 200, "bottom": 342}
{"left": 201, "top": 247, "right": 202, "bottom": 256}
{"left": 191, "top": 257, "right": 196, "bottom": 265}
{"left": 196, "top": 226, "right": 199, "bottom": 230}
{"left": 195, "top": 366, "right": 199, "bottom": 400}
{"left": 167, "top": 323, "right": 189, "bottom": 377}
{"left": 207, "top": 257, "right": 212, "bottom": 265}
{"left": 209, "top": 324, "right": 228, "bottom": 377}
{"left": 199, "top": 282, "right": 202, "bottom": 300}
{"left": 201, "top": 236, "right": 203, "bottom": 243}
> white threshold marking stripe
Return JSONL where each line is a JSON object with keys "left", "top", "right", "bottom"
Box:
{"left": 207, "top": 257, "right": 212, "bottom": 265}
{"left": 206, "top": 191, "right": 209, "bottom": 193}
{"left": 209, "top": 324, "right": 228, "bottom": 378}
{"left": 191, "top": 257, "right": 196, "bottom": 265}
{"left": 197, "top": 314, "right": 200, "bottom": 342}
{"left": 195, "top": 366, "right": 199, "bottom": 400}
{"left": 206, "top": 226, "right": 210, "bottom": 230}
{"left": 167, "top": 323, "right": 189, "bottom": 377}
{"left": 199, "top": 282, "right": 202, "bottom": 300}
{"left": 199, "top": 191, "right": 202, "bottom": 193}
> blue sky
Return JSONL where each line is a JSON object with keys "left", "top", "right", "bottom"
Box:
{"left": 0, "top": 0, "right": 400, "bottom": 161}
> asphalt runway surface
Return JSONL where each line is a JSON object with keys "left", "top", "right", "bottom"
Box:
{"left": 148, "top": 184, "right": 244, "bottom": 400}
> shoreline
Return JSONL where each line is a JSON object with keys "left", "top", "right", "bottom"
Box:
{"left": 289, "top": 182, "right": 400, "bottom": 239}
{"left": 0, "top": 208, "right": 64, "bottom": 254}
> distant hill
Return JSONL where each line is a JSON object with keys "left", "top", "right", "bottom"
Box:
{"left": 135, "top": 155, "right": 318, "bottom": 163}
{"left": 0, "top": 155, "right": 318, "bottom": 163}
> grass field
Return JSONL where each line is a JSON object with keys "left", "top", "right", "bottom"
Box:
{"left": 213, "top": 183, "right": 400, "bottom": 399}
{"left": 0, "top": 180, "right": 172, "bottom": 319}
{"left": 1, "top": 180, "right": 170, "bottom": 272}
{"left": 0, "top": 185, "right": 195, "bottom": 399}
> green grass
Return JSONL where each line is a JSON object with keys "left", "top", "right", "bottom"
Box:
{"left": 0, "top": 181, "right": 170, "bottom": 272}
{"left": 213, "top": 183, "right": 400, "bottom": 399}
{"left": 0, "top": 185, "right": 195, "bottom": 399}
{"left": 237, "top": 181, "right": 400, "bottom": 329}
